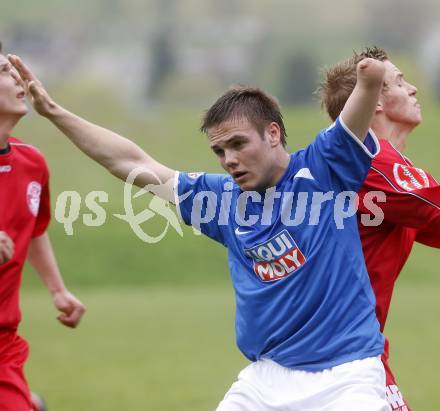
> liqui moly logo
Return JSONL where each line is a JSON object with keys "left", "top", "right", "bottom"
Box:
{"left": 245, "top": 230, "right": 306, "bottom": 282}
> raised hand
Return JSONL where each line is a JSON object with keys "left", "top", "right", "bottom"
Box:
{"left": 356, "top": 58, "right": 386, "bottom": 89}
{"left": 340, "top": 57, "right": 386, "bottom": 142}
{"left": 8, "top": 54, "right": 57, "bottom": 117}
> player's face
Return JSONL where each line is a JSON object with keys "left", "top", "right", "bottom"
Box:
{"left": 0, "top": 54, "right": 27, "bottom": 118}
{"left": 379, "top": 60, "right": 421, "bottom": 128}
{"left": 208, "top": 117, "right": 282, "bottom": 191}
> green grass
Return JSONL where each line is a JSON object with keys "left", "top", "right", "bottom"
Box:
{"left": 14, "top": 100, "right": 440, "bottom": 287}
{"left": 385, "top": 282, "right": 440, "bottom": 410}
{"left": 21, "top": 286, "right": 247, "bottom": 411}
{"left": 20, "top": 283, "right": 440, "bottom": 410}
{"left": 9, "top": 97, "right": 440, "bottom": 408}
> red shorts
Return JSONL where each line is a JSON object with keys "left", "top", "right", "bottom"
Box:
{"left": 382, "top": 339, "right": 411, "bottom": 411}
{"left": 0, "top": 331, "right": 32, "bottom": 411}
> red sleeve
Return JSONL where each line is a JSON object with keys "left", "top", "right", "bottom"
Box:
{"left": 415, "top": 228, "right": 440, "bottom": 248}
{"left": 358, "top": 166, "right": 440, "bottom": 237}
{"left": 32, "top": 163, "right": 51, "bottom": 238}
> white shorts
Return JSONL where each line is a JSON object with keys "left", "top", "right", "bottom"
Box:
{"left": 216, "top": 356, "right": 391, "bottom": 411}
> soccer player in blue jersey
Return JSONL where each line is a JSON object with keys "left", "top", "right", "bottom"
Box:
{"left": 10, "top": 54, "right": 391, "bottom": 410}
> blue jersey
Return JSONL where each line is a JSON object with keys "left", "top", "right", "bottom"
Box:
{"left": 176, "top": 117, "right": 384, "bottom": 371}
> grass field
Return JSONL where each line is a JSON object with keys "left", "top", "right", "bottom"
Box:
{"left": 15, "top": 101, "right": 440, "bottom": 288}
{"left": 20, "top": 283, "right": 440, "bottom": 410}
{"left": 10, "top": 92, "right": 440, "bottom": 409}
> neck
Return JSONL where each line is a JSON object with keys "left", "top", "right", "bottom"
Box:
{"left": 372, "top": 116, "right": 414, "bottom": 153}
{"left": 0, "top": 114, "right": 20, "bottom": 149}
{"left": 271, "top": 150, "right": 291, "bottom": 185}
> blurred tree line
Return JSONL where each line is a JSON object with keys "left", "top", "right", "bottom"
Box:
{"left": 2, "top": 0, "right": 440, "bottom": 105}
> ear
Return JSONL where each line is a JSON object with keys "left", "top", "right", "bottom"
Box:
{"left": 376, "top": 100, "right": 384, "bottom": 115}
{"left": 266, "top": 122, "right": 282, "bottom": 147}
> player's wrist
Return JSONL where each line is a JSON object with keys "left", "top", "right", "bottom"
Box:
{"left": 42, "top": 100, "right": 62, "bottom": 119}
{"left": 48, "top": 284, "right": 68, "bottom": 296}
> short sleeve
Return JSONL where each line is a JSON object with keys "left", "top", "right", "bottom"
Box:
{"left": 175, "top": 171, "right": 230, "bottom": 245}
{"left": 32, "top": 166, "right": 51, "bottom": 238}
{"left": 358, "top": 165, "right": 440, "bottom": 233}
{"left": 304, "top": 116, "right": 380, "bottom": 192}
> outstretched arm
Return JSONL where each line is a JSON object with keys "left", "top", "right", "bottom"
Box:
{"left": 8, "top": 55, "right": 175, "bottom": 201}
{"left": 27, "top": 232, "right": 86, "bottom": 328}
{"left": 340, "top": 58, "right": 385, "bottom": 142}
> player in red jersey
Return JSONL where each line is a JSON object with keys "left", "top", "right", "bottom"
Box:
{"left": 0, "top": 42, "right": 86, "bottom": 411}
{"left": 319, "top": 46, "right": 440, "bottom": 411}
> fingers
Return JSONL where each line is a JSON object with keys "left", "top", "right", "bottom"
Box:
{"left": 57, "top": 303, "right": 86, "bottom": 328}
{"left": 9, "top": 67, "right": 25, "bottom": 89}
{"left": 7, "top": 55, "right": 46, "bottom": 109}
{"left": 7, "top": 62, "right": 56, "bottom": 117}
{"left": 356, "top": 58, "right": 386, "bottom": 88}
{"left": 55, "top": 293, "right": 86, "bottom": 328}
{"left": 0, "top": 243, "right": 14, "bottom": 264}
{"left": 0, "top": 232, "right": 14, "bottom": 265}
{"left": 27, "top": 81, "right": 40, "bottom": 98}
{"left": 0, "top": 248, "right": 12, "bottom": 265}
{"left": 358, "top": 58, "right": 385, "bottom": 75}
{"left": 27, "top": 81, "right": 48, "bottom": 101}
{"left": 7, "top": 54, "right": 37, "bottom": 83}
{"left": 57, "top": 307, "right": 84, "bottom": 328}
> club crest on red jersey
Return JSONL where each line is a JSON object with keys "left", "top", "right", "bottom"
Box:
{"left": 393, "top": 163, "right": 429, "bottom": 192}
{"left": 0, "top": 165, "right": 11, "bottom": 173}
{"left": 245, "top": 230, "right": 306, "bottom": 282}
{"left": 27, "top": 181, "right": 42, "bottom": 216}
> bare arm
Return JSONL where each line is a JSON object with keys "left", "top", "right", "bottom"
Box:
{"left": 340, "top": 58, "right": 385, "bottom": 142}
{"left": 27, "top": 232, "right": 86, "bottom": 328}
{"left": 8, "top": 54, "right": 176, "bottom": 201}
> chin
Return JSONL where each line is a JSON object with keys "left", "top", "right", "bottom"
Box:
{"left": 237, "top": 182, "right": 253, "bottom": 191}
{"left": 237, "top": 179, "right": 261, "bottom": 191}
{"left": 409, "top": 116, "right": 422, "bottom": 129}
{"left": 413, "top": 109, "right": 422, "bottom": 125}
{"left": 240, "top": 181, "right": 268, "bottom": 192}
{"left": 15, "top": 106, "right": 28, "bottom": 117}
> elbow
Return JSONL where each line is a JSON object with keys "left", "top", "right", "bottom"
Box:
{"left": 107, "top": 158, "right": 151, "bottom": 184}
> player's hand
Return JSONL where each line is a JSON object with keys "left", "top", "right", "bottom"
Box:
{"left": 52, "top": 289, "right": 86, "bottom": 328}
{"left": 7, "top": 54, "right": 57, "bottom": 117}
{"left": 356, "top": 58, "right": 386, "bottom": 89}
{"left": 0, "top": 231, "right": 14, "bottom": 265}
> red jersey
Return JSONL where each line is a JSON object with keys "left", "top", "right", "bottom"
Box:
{"left": 0, "top": 137, "right": 51, "bottom": 330}
{"left": 358, "top": 139, "right": 440, "bottom": 332}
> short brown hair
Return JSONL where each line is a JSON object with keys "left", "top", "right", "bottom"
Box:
{"left": 318, "top": 46, "right": 389, "bottom": 121}
{"left": 201, "top": 86, "right": 288, "bottom": 148}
